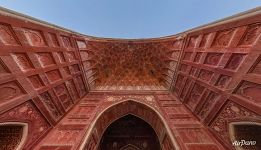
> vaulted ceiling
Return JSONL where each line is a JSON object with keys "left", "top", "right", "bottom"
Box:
{"left": 81, "top": 39, "right": 183, "bottom": 90}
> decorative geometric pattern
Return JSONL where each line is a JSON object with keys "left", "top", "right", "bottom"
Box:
{"left": 78, "top": 39, "right": 183, "bottom": 90}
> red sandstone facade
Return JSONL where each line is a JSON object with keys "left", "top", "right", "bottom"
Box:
{"left": 0, "top": 7, "right": 260, "bottom": 150}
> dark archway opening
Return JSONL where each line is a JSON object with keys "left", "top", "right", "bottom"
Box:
{"left": 233, "top": 123, "right": 261, "bottom": 149}
{"left": 0, "top": 124, "right": 24, "bottom": 150}
{"left": 99, "top": 114, "right": 161, "bottom": 150}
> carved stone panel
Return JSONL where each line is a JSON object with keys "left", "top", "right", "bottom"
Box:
{"left": 225, "top": 53, "right": 245, "bottom": 70}
{"left": 72, "top": 64, "right": 80, "bottom": 74}
{"left": 171, "top": 51, "right": 180, "bottom": 60}
{"left": 85, "top": 70, "right": 93, "bottom": 77}
{"left": 189, "top": 67, "right": 197, "bottom": 77}
{"left": 40, "top": 92, "right": 62, "bottom": 121}
{"left": 187, "top": 36, "right": 198, "bottom": 48}
{"left": 48, "top": 33, "right": 59, "bottom": 47}
{"left": 199, "top": 33, "right": 210, "bottom": 47}
{"left": 66, "top": 80, "right": 79, "bottom": 101}
{"left": 198, "top": 69, "right": 214, "bottom": 82}
{"left": 36, "top": 52, "right": 55, "bottom": 67}
{"left": 186, "top": 83, "right": 205, "bottom": 109}
{"left": 75, "top": 75, "right": 86, "bottom": 97}
{"left": 194, "top": 52, "right": 202, "bottom": 63}
{"left": 0, "top": 24, "right": 18, "bottom": 45}
{"left": 0, "top": 59, "right": 10, "bottom": 74}
{"left": 12, "top": 53, "right": 34, "bottom": 72}
{"left": 80, "top": 51, "right": 89, "bottom": 61}
{"left": 204, "top": 53, "right": 223, "bottom": 66}
{"left": 175, "top": 74, "right": 184, "bottom": 92}
{"left": 215, "top": 75, "right": 231, "bottom": 89}
{"left": 250, "top": 56, "right": 261, "bottom": 75}
{"left": 179, "top": 64, "right": 188, "bottom": 73}
{"left": 0, "top": 81, "right": 25, "bottom": 105}
{"left": 183, "top": 52, "right": 193, "bottom": 61}
{"left": 61, "top": 35, "right": 72, "bottom": 48}
{"left": 198, "top": 91, "right": 220, "bottom": 119}
{"left": 28, "top": 75, "right": 44, "bottom": 89}
{"left": 62, "top": 66, "right": 71, "bottom": 76}
{"left": 180, "top": 79, "right": 192, "bottom": 100}
{"left": 22, "top": 28, "right": 46, "bottom": 47}
{"left": 54, "top": 84, "right": 73, "bottom": 110}
{"left": 166, "top": 70, "right": 174, "bottom": 78}
{"left": 239, "top": 23, "right": 261, "bottom": 46}
{"left": 46, "top": 69, "right": 62, "bottom": 83}
{"left": 67, "top": 52, "right": 77, "bottom": 62}
{"left": 83, "top": 61, "right": 92, "bottom": 70}
{"left": 212, "top": 29, "right": 234, "bottom": 47}
{"left": 56, "top": 52, "right": 66, "bottom": 63}
{"left": 169, "top": 61, "right": 177, "bottom": 70}
{"left": 77, "top": 40, "right": 86, "bottom": 49}
{"left": 173, "top": 39, "right": 182, "bottom": 49}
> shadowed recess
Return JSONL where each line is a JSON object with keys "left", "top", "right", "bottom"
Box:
{"left": 99, "top": 114, "right": 161, "bottom": 150}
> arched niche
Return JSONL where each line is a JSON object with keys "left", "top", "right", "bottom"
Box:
{"left": 79, "top": 99, "right": 180, "bottom": 150}
{"left": 229, "top": 121, "right": 261, "bottom": 150}
{"left": 0, "top": 122, "right": 28, "bottom": 150}
{"left": 99, "top": 114, "right": 161, "bottom": 150}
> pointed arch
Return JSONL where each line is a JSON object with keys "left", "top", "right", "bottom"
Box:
{"left": 0, "top": 122, "right": 28, "bottom": 150}
{"left": 99, "top": 114, "right": 160, "bottom": 150}
{"left": 79, "top": 99, "right": 180, "bottom": 150}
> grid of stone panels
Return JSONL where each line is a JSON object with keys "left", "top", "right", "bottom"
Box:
{"left": 155, "top": 93, "right": 224, "bottom": 150}
{"left": 0, "top": 14, "right": 88, "bottom": 148}
{"left": 173, "top": 14, "right": 261, "bottom": 149}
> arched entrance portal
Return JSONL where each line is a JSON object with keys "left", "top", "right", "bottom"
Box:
{"left": 80, "top": 99, "right": 180, "bottom": 150}
{"left": 99, "top": 114, "right": 161, "bottom": 150}
{"left": 0, "top": 122, "right": 28, "bottom": 150}
{"left": 229, "top": 121, "right": 261, "bottom": 150}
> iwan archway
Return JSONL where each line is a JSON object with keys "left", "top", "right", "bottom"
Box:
{"left": 99, "top": 114, "right": 161, "bottom": 150}
{"left": 79, "top": 100, "right": 180, "bottom": 150}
